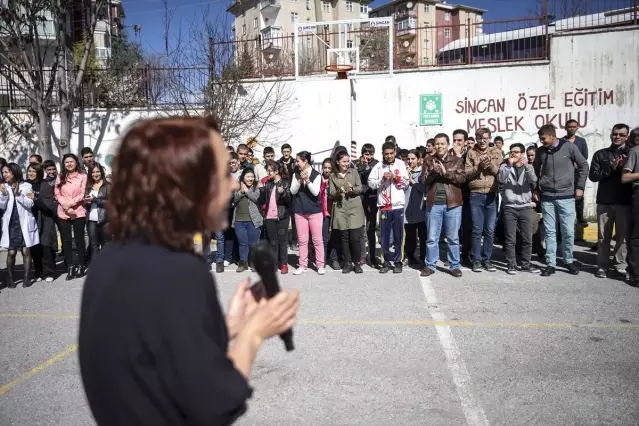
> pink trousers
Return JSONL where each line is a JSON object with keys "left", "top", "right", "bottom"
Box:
{"left": 294, "top": 213, "right": 325, "bottom": 269}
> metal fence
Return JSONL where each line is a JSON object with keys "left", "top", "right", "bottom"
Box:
{"left": 0, "top": 0, "right": 636, "bottom": 109}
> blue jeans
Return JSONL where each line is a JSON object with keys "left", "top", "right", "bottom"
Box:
{"left": 469, "top": 192, "right": 497, "bottom": 263}
{"left": 214, "top": 231, "right": 225, "bottom": 263}
{"left": 542, "top": 198, "right": 575, "bottom": 267}
{"left": 234, "top": 221, "right": 261, "bottom": 262}
{"left": 425, "top": 204, "right": 462, "bottom": 271}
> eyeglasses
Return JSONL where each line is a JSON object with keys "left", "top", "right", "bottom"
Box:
{"left": 611, "top": 133, "right": 627, "bottom": 137}
{"left": 510, "top": 151, "right": 522, "bottom": 154}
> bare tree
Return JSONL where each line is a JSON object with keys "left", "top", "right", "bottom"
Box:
{"left": 157, "top": 6, "right": 296, "bottom": 148}
{"left": 533, "top": 0, "right": 588, "bottom": 20}
{"left": 0, "top": 0, "right": 107, "bottom": 159}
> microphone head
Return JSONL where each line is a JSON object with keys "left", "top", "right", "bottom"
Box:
{"left": 249, "top": 240, "right": 280, "bottom": 297}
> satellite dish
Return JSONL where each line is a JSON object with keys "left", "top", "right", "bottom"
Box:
{"left": 402, "top": 40, "right": 410, "bottom": 48}
{"left": 406, "top": 2, "right": 413, "bottom": 8}
{"left": 405, "top": 56, "right": 413, "bottom": 63}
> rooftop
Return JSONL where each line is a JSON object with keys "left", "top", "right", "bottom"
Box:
{"left": 370, "top": 0, "right": 486, "bottom": 15}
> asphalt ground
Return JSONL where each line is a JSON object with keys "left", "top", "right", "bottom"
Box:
{"left": 0, "top": 240, "right": 637, "bottom": 426}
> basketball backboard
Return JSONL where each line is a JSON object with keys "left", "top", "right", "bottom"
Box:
{"left": 293, "top": 17, "right": 394, "bottom": 81}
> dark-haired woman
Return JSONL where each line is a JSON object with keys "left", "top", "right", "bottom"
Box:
{"left": 320, "top": 158, "right": 340, "bottom": 269}
{"left": 27, "top": 162, "right": 58, "bottom": 282}
{"left": 328, "top": 151, "right": 365, "bottom": 274}
{"left": 404, "top": 149, "right": 427, "bottom": 268}
{"left": 0, "top": 163, "right": 39, "bottom": 288}
{"left": 84, "top": 164, "right": 110, "bottom": 261}
{"left": 232, "top": 168, "right": 263, "bottom": 272}
{"left": 260, "top": 160, "right": 291, "bottom": 274}
{"left": 55, "top": 153, "right": 87, "bottom": 280}
{"left": 290, "top": 151, "right": 325, "bottom": 275}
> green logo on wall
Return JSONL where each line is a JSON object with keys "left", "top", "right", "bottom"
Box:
{"left": 420, "top": 94, "right": 443, "bottom": 126}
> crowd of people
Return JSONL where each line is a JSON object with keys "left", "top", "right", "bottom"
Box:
{"left": 0, "top": 148, "right": 109, "bottom": 288}
{"left": 212, "top": 121, "right": 639, "bottom": 287}
{"left": 1, "top": 120, "right": 638, "bottom": 288}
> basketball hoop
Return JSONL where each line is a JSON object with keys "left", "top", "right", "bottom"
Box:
{"left": 325, "top": 64, "right": 354, "bottom": 80}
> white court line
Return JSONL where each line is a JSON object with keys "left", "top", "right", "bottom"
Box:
{"left": 420, "top": 276, "right": 490, "bottom": 426}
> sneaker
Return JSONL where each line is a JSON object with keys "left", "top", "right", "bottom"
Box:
{"left": 280, "top": 265, "right": 289, "bottom": 274}
{"left": 330, "top": 261, "right": 341, "bottom": 270}
{"left": 483, "top": 261, "right": 497, "bottom": 272}
{"left": 45, "top": 277, "right": 54, "bottom": 283}
{"left": 522, "top": 265, "right": 540, "bottom": 274}
{"left": 353, "top": 264, "right": 363, "bottom": 274}
{"left": 507, "top": 266, "right": 517, "bottom": 275}
{"left": 451, "top": 268, "right": 463, "bottom": 278}
{"left": 379, "top": 264, "right": 391, "bottom": 274}
{"left": 317, "top": 268, "right": 326, "bottom": 275}
{"left": 566, "top": 263, "right": 580, "bottom": 275}
{"left": 236, "top": 261, "right": 248, "bottom": 273}
{"left": 223, "top": 260, "right": 230, "bottom": 267}
{"left": 342, "top": 263, "right": 354, "bottom": 274}
{"left": 215, "top": 262, "right": 224, "bottom": 273}
{"left": 293, "top": 268, "right": 307, "bottom": 275}
{"left": 541, "top": 266, "right": 556, "bottom": 277}
{"left": 472, "top": 262, "right": 483, "bottom": 272}
{"left": 595, "top": 268, "right": 606, "bottom": 278}
{"left": 393, "top": 263, "right": 403, "bottom": 274}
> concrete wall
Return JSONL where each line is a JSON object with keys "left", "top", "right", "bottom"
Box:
{"left": 1, "top": 26, "right": 637, "bottom": 217}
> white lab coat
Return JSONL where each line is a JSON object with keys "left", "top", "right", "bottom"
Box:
{"left": 0, "top": 182, "right": 40, "bottom": 248}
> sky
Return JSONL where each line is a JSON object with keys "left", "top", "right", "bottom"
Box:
{"left": 122, "top": 0, "right": 538, "bottom": 57}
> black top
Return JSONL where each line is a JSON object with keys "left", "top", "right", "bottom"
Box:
{"left": 588, "top": 145, "right": 633, "bottom": 206}
{"left": 79, "top": 240, "right": 252, "bottom": 426}
{"left": 292, "top": 168, "right": 322, "bottom": 214}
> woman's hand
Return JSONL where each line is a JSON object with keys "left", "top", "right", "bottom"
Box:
{"left": 26, "top": 192, "right": 35, "bottom": 200}
{"left": 242, "top": 289, "right": 300, "bottom": 343}
{"left": 226, "top": 279, "right": 258, "bottom": 340}
{"left": 0, "top": 185, "right": 8, "bottom": 196}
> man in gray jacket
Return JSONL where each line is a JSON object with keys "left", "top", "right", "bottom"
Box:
{"left": 498, "top": 143, "right": 540, "bottom": 275}
{"left": 533, "top": 124, "right": 589, "bottom": 277}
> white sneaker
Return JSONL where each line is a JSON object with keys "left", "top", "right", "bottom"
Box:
{"left": 317, "top": 268, "right": 326, "bottom": 275}
{"left": 223, "top": 261, "right": 230, "bottom": 267}
{"left": 293, "top": 268, "right": 306, "bottom": 275}
{"left": 45, "top": 277, "right": 54, "bottom": 283}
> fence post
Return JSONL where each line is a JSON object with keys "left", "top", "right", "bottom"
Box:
{"left": 543, "top": 0, "right": 550, "bottom": 61}
{"left": 466, "top": 17, "right": 471, "bottom": 64}
{"left": 634, "top": 0, "right": 638, "bottom": 26}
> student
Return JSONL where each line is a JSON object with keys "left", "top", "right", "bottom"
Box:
{"left": 260, "top": 160, "right": 292, "bottom": 274}
{"left": 533, "top": 124, "right": 589, "bottom": 277}
{"left": 355, "top": 144, "right": 379, "bottom": 267}
{"left": 404, "top": 149, "right": 426, "bottom": 267}
{"left": 622, "top": 135, "right": 639, "bottom": 287}
{"left": 368, "top": 141, "right": 409, "bottom": 274}
{"left": 498, "top": 143, "right": 540, "bottom": 274}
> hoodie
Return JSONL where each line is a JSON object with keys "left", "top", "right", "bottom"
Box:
{"left": 498, "top": 163, "right": 537, "bottom": 209}
{"left": 367, "top": 159, "right": 409, "bottom": 210}
{"left": 533, "top": 139, "right": 589, "bottom": 200}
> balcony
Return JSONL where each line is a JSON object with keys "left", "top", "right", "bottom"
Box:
{"left": 261, "top": 26, "right": 282, "bottom": 53}
{"left": 396, "top": 17, "right": 416, "bottom": 39}
{"left": 395, "top": 9, "right": 416, "bottom": 19}
{"left": 95, "top": 47, "right": 111, "bottom": 59}
{"left": 260, "top": 0, "right": 280, "bottom": 19}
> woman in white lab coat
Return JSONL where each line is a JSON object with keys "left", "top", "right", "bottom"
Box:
{"left": 0, "top": 163, "right": 39, "bottom": 288}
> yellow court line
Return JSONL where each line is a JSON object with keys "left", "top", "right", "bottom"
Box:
{"left": 1, "top": 313, "right": 637, "bottom": 329}
{"left": 0, "top": 344, "right": 78, "bottom": 397}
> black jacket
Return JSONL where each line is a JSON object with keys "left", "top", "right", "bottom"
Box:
{"left": 29, "top": 180, "right": 58, "bottom": 250}
{"left": 85, "top": 183, "right": 110, "bottom": 223}
{"left": 354, "top": 158, "right": 379, "bottom": 201}
{"left": 259, "top": 178, "right": 292, "bottom": 220}
{"left": 588, "top": 145, "right": 632, "bottom": 206}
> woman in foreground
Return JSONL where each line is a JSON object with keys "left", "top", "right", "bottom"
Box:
{"left": 78, "top": 116, "right": 300, "bottom": 426}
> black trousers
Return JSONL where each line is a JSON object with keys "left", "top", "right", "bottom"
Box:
{"left": 360, "top": 198, "right": 378, "bottom": 264}
{"left": 575, "top": 197, "right": 585, "bottom": 224}
{"left": 264, "top": 217, "right": 290, "bottom": 267}
{"left": 404, "top": 222, "right": 426, "bottom": 263}
{"left": 503, "top": 207, "right": 533, "bottom": 267}
{"left": 87, "top": 220, "right": 110, "bottom": 261}
{"left": 58, "top": 217, "right": 87, "bottom": 268}
{"left": 628, "top": 188, "right": 639, "bottom": 281}
{"left": 30, "top": 244, "right": 56, "bottom": 279}
{"left": 340, "top": 228, "right": 362, "bottom": 263}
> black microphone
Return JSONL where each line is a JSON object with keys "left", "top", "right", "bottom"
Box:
{"left": 249, "top": 240, "right": 295, "bottom": 352}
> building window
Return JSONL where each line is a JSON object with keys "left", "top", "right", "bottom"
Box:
{"left": 444, "top": 12, "right": 451, "bottom": 21}
{"left": 360, "top": 4, "right": 367, "bottom": 14}
{"left": 306, "top": 0, "right": 310, "bottom": 8}
{"left": 444, "top": 27, "right": 450, "bottom": 38}
{"left": 422, "top": 38, "right": 428, "bottom": 49}
{"left": 291, "top": 12, "right": 299, "bottom": 22}
{"left": 307, "top": 38, "right": 311, "bottom": 48}
{"left": 346, "top": 39, "right": 353, "bottom": 48}
{"left": 424, "top": 4, "right": 429, "bottom": 12}
{"left": 346, "top": 1, "right": 353, "bottom": 12}
{"left": 253, "top": 17, "right": 258, "bottom": 28}
{"left": 396, "top": 17, "right": 416, "bottom": 31}
{"left": 322, "top": 1, "right": 330, "bottom": 12}
{"left": 422, "top": 56, "right": 429, "bottom": 64}
{"left": 242, "top": 24, "right": 246, "bottom": 35}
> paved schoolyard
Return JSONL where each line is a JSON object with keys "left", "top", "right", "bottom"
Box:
{"left": 0, "top": 243, "right": 638, "bottom": 426}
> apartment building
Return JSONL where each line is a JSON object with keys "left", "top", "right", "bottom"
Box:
{"left": 70, "top": 0, "right": 124, "bottom": 66}
{"left": 370, "top": 0, "right": 485, "bottom": 67}
{"left": 228, "top": 0, "right": 372, "bottom": 71}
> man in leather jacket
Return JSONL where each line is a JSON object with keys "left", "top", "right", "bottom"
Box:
{"left": 420, "top": 133, "right": 466, "bottom": 278}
